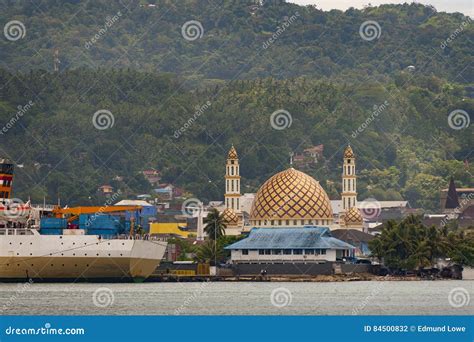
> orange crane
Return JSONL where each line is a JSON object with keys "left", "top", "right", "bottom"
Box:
{"left": 52, "top": 205, "right": 143, "bottom": 223}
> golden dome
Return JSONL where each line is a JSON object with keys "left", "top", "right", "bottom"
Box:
{"left": 250, "top": 168, "right": 333, "bottom": 221}
{"left": 222, "top": 208, "right": 239, "bottom": 225}
{"left": 227, "top": 145, "right": 238, "bottom": 160}
{"left": 344, "top": 145, "right": 355, "bottom": 159}
{"left": 344, "top": 206, "right": 363, "bottom": 226}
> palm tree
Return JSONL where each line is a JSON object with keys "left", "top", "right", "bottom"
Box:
{"left": 196, "top": 240, "right": 225, "bottom": 265}
{"left": 203, "top": 208, "right": 226, "bottom": 240}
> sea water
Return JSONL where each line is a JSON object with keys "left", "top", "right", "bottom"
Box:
{"left": 0, "top": 280, "right": 472, "bottom": 315}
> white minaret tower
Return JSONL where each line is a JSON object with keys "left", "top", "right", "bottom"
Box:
{"left": 225, "top": 145, "right": 241, "bottom": 212}
{"left": 342, "top": 145, "right": 357, "bottom": 211}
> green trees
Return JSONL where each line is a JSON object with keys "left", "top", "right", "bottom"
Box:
{"left": 369, "top": 215, "right": 474, "bottom": 269}
{"left": 195, "top": 240, "right": 225, "bottom": 266}
{"left": 0, "top": 2, "right": 471, "bottom": 83}
{"left": 195, "top": 210, "right": 247, "bottom": 264}
{"left": 203, "top": 208, "right": 227, "bottom": 240}
{"left": 1, "top": 68, "right": 472, "bottom": 210}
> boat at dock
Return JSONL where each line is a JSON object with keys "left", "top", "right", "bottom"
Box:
{"left": 0, "top": 158, "right": 167, "bottom": 282}
{"left": 0, "top": 227, "right": 167, "bottom": 282}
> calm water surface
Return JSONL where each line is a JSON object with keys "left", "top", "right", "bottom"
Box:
{"left": 0, "top": 281, "right": 472, "bottom": 315}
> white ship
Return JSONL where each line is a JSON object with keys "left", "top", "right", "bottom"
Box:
{"left": 0, "top": 158, "right": 167, "bottom": 282}
{"left": 0, "top": 227, "right": 167, "bottom": 282}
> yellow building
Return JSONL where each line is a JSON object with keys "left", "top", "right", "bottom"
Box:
{"left": 150, "top": 222, "right": 190, "bottom": 238}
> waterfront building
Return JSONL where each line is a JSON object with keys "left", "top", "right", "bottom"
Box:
{"left": 331, "top": 229, "right": 374, "bottom": 257}
{"left": 225, "top": 227, "right": 354, "bottom": 263}
{"left": 221, "top": 145, "right": 359, "bottom": 263}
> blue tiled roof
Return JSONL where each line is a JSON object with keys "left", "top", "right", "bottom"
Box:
{"left": 225, "top": 226, "right": 355, "bottom": 250}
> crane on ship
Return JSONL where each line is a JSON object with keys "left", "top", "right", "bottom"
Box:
{"left": 52, "top": 205, "right": 143, "bottom": 224}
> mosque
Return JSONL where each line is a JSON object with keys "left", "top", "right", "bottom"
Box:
{"left": 220, "top": 145, "right": 367, "bottom": 263}
{"left": 220, "top": 144, "right": 364, "bottom": 234}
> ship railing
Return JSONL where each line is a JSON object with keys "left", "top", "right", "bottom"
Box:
{"left": 0, "top": 228, "right": 35, "bottom": 236}
{"left": 98, "top": 233, "right": 161, "bottom": 241}
{"left": 30, "top": 204, "right": 56, "bottom": 210}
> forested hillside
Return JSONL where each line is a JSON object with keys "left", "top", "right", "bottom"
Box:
{"left": 0, "top": 1, "right": 472, "bottom": 210}
{"left": 0, "top": 69, "right": 471, "bottom": 210}
{"left": 0, "top": 0, "right": 472, "bottom": 82}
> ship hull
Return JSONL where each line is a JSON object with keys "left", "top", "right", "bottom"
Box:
{"left": 0, "top": 233, "right": 167, "bottom": 282}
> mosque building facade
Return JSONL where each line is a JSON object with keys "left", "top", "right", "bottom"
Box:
{"left": 221, "top": 145, "right": 368, "bottom": 262}
{"left": 220, "top": 145, "right": 364, "bottom": 234}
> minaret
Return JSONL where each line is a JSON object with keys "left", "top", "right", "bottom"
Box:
{"left": 342, "top": 145, "right": 357, "bottom": 211}
{"left": 225, "top": 145, "right": 241, "bottom": 212}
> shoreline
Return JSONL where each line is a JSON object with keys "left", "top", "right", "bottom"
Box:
{"left": 1, "top": 273, "right": 469, "bottom": 284}
{"left": 146, "top": 273, "right": 466, "bottom": 283}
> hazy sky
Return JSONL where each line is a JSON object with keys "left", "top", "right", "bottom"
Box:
{"left": 290, "top": 0, "right": 473, "bottom": 17}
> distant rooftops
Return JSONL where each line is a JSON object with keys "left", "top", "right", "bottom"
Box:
{"left": 331, "top": 229, "right": 375, "bottom": 243}
{"left": 114, "top": 199, "right": 153, "bottom": 207}
{"left": 330, "top": 200, "right": 409, "bottom": 215}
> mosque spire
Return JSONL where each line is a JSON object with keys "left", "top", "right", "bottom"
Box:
{"left": 225, "top": 145, "right": 241, "bottom": 213}
{"left": 342, "top": 144, "right": 357, "bottom": 211}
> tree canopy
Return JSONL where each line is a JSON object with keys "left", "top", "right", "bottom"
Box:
{"left": 369, "top": 215, "right": 474, "bottom": 269}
